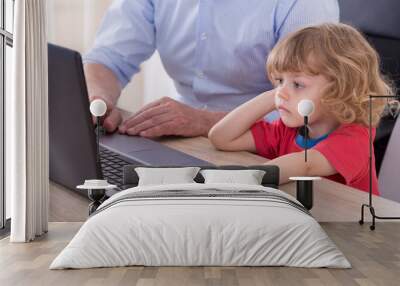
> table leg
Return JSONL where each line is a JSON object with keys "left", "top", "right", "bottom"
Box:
{"left": 87, "top": 189, "right": 106, "bottom": 215}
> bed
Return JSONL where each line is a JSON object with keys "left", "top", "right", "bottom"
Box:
{"left": 50, "top": 165, "right": 350, "bottom": 269}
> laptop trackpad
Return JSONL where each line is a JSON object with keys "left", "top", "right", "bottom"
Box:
{"left": 100, "top": 133, "right": 160, "bottom": 152}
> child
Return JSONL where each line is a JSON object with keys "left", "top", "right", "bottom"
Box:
{"left": 208, "top": 23, "right": 394, "bottom": 195}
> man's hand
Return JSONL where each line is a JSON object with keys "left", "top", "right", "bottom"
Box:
{"left": 118, "top": 97, "right": 226, "bottom": 138}
{"left": 90, "top": 95, "right": 122, "bottom": 133}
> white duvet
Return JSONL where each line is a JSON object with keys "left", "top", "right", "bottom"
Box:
{"left": 50, "top": 183, "right": 351, "bottom": 269}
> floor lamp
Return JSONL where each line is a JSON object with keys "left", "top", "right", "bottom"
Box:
{"left": 359, "top": 95, "right": 400, "bottom": 230}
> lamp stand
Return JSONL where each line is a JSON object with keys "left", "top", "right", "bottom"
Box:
{"left": 304, "top": 116, "right": 308, "bottom": 162}
{"left": 95, "top": 117, "right": 105, "bottom": 164}
{"left": 359, "top": 95, "right": 400, "bottom": 230}
{"left": 96, "top": 117, "right": 101, "bottom": 164}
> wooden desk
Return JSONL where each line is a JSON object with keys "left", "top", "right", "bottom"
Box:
{"left": 156, "top": 135, "right": 400, "bottom": 222}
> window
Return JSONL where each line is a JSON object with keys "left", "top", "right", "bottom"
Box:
{"left": 1, "top": 0, "right": 14, "bottom": 231}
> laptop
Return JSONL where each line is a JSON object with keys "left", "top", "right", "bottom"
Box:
{"left": 48, "top": 43, "right": 212, "bottom": 196}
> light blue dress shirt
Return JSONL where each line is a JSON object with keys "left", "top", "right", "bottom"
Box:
{"left": 84, "top": 0, "right": 339, "bottom": 113}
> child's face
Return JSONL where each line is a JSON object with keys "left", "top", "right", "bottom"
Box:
{"left": 273, "top": 72, "right": 330, "bottom": 128}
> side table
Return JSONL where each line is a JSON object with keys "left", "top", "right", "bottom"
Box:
{"left": 289, "top": 176, "right": 321, "bottom": 210}
{"left": 77, "top": 180, "right": 117, "bottom": 215}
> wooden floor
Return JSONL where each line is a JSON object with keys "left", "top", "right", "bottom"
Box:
{"left": 1, "top": 184, "right": 400, "bottom": 286}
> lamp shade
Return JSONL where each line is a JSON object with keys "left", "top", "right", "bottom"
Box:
{"left": 297, "top": 99, "right": 315, "bottom": 117}
{"left": 89, "top": 99, "right": 107, "bottom": 117}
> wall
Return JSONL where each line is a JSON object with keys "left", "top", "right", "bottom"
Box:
{"left": 46, "top": 0, "right": 176, "bottom": 113}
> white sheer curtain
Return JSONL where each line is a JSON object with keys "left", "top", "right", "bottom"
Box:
{"left": 7, "top": 0, "right": 49, "bottom": 242}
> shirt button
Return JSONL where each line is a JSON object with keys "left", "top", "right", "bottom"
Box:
{"left": 197, "top": 70, "right": 204, "bottom": 78}
{"left": 200, "top": 32, "right": 207, "bottom": 40}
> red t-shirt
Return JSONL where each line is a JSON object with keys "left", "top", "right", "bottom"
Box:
{"left": 250, "top": 119, "right": 379, "bottom": 195}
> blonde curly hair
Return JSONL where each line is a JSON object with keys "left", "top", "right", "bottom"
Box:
{"left": 266, "top": 23, "right": 395, "bottom": 127}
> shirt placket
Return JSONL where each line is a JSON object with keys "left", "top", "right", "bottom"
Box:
{"left": 192, "top": 0, "right": 211, "bottom": 109}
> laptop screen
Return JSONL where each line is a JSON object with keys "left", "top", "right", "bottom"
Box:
{"left": 48, "top": 43, "right": 101, "bottom": 193}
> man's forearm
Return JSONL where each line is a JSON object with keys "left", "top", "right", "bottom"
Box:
{"left": 84, "top": 63, "right": 122, "bottom": 107}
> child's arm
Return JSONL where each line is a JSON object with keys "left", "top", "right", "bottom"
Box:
{"left": 265, "top": 149, "right": 337, "bottom": 184}
{"left": 208, "top": 89, "right": 276, "bottom": 152}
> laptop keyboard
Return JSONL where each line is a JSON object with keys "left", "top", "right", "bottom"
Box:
{"left": 99, "top": 148, "right": 135, "bottom": 190}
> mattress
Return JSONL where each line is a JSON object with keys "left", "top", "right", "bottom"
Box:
{"left": 50, "top": 183, "right": 351, "bottom": 269}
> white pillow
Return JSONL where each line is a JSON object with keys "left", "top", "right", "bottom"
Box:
{"left": 135, "top": 167, "right": 201, "bottom": 186}
{"left": 200, "top": 169, "right": 266, "bottom": 185}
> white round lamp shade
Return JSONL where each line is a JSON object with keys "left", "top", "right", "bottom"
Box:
{"left": 297, "top": 99, "right": 315, "bottom": 117}
{"left": 90, "top": 99, "right": 107, "bottom": 117}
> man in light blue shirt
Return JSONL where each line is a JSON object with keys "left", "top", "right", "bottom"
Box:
{"left": 84, "top": 0, "right": 339, "bottom": 138}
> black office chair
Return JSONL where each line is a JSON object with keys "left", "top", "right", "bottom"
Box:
{"left": 338, "top": 0, "right": 400, "bottom": 175}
